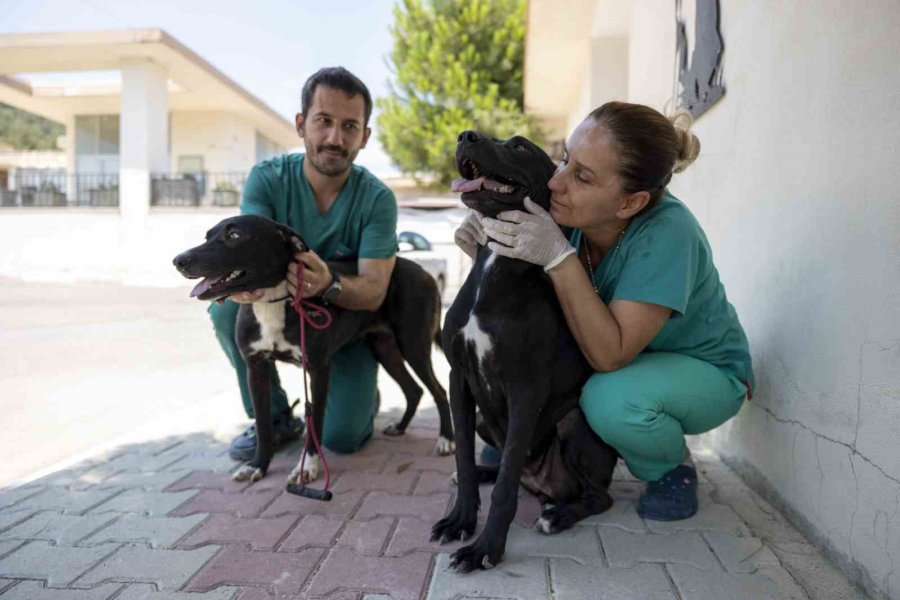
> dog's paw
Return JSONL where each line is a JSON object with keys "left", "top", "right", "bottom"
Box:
{"left": 435, "top": 436, "right": 455, "bottom": 456}
{"left": 287, "top": 455, "right": 320, "bottom": 485}
{"left": 232, "top": 464, "right": 264, "bottom": 482}
{"left": 535, "top": 505, "right": 577, "bottom": 535}
{"left": 382, "top": 423, "right": 404, "bottom": 436}
{"left": 431, "top": 511, "right": 476, "bottom": 544}
{"left": 449, "top": 538, "right": 503, "bottom": 573}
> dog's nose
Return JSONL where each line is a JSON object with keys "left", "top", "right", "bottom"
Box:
{"left": 458, "top": 130, "right": 481, "bottom": 144}
{"left": 173, "top": 254, "right": 190, "bottom": 271}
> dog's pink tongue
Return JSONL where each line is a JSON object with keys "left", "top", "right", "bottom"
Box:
{"left": 451, "top": 177, "right": 485, "bottom": 193}
{"left": 190, "top": 274, "right": 225, "bottom": 298}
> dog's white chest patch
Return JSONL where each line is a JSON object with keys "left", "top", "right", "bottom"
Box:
{"left": 250, "top": 283, "right": 301, "bottom": 359}
{"left": 460, "top": 251, "right": 496, "bottom": 368}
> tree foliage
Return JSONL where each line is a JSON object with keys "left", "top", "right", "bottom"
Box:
{"left": 376, "top": 0, "right": 543, "bottom": 188}
{"left": 0, "top": 103, "right": 64, "bottom": 150}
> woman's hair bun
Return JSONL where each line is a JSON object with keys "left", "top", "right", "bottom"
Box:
{"left": 669, "top": 109, "right": 701, "bottom": 173}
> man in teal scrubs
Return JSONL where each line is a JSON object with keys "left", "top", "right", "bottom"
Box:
{"left": 209, "top": 67, "right": 398, "bottom": 460}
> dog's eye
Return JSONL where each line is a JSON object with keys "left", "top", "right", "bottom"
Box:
{"left": 227, "top": 230, "right": 241, "bottom": 240}
{"left": 516, "top": 145, "right": 527, "bottom": 152}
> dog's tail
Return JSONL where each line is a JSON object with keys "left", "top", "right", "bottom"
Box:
{"left": 433, "top": 326, "right": 444, "bottom": 354}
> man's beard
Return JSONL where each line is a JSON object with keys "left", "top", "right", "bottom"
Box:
{"left": 307, "top": 144, "right": 360, "bottom": 177}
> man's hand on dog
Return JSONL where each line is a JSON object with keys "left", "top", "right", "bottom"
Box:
{"left": 287, "top": 237, "right": 333, "bottom": 298}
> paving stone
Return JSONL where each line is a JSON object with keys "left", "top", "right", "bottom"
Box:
{"left": 505, "top": 522, "right": 603, "bottom": 566}
{"left": 77, "top": 544, "right": 220, "bottom": 591}
{"left": 600, "top": 529, "right": 719, "bottom": 570}
{"left": 335, "top": 516, "right": 394, "bottom": 556}
{"left": 0, "top": 510, "right": 36, "bottom": 533}
{"left": 383, "top": 455, "right": 455, "bottom": 475}
{"left": 702, "top": 531, "right": 782, "bottom": 573}
{"left": 98, "top": 452, "right": 186, "bottom": 473}
{"left": 0, "top": 512, "right": 116, "bottom": 545}
{"left": 355, "top": 492, "right": 450, "bottom": 523}
{"left": 178, "top": 514, "right": 296, "bottom": 550}
{"left": 162, "top": 453, "right": 240, "bottom": 474}
{"left": 6, "top": 487, "right": 121, "bottom": 515}
{"left": 171, "top": 490, "right": 280, "bottom": 519}
{"left": 186, "top": 546, "right": 323, "bottom": 596}
{"left": 330, "top": 470, "right": 417, "bottom": 495}
{"left": 0, "top": 486, "right": 47, "bottom": 510}
{"left": 0, "top": 579, "right": 122, "bottom": 599}
{"left": 425, "top": 553, "right": 548, "bottom": 600}
{"left": 166, "top": 471, "right": 247, "bottom": 493}
{"left": 579, "top": 500, "right": 648, "bottom": 533}
{"left": 278, "top": 514, "right": 343, "bottom": 551}
{"left": 29, "top": 467, "right": 112, "bottom": 489}
{"left": 84, "top": 513, "right": 208, "bottom": 548}
{"left": 550, "top": 560, "right": 677, "bottom": 600}
{"left": 707, "top": 481, "right": 808, "bottom": 544}
{"left": 0, "top": 540, "right": 117, "bottom": 586}
{"left": 385, "top": 516, "right": 465, "bottom": 557}
{"left": 91, "top": 490, "right": 199, "bottom": 517}
{"left": 512, "top": 492, "right": 542, "bottom": 528}
{"left": 306, "top": 547, "right": 432, "bottom": 600}
{"left": 0, "top": 539, "right": 24, "bottom": 558}
{"left": 644, "top": 495, "right": 751, "bottom": 537}
{"left": 303, "top": 450, "right": 391, "bottom": 474}
{"left": 260, "top": 489, "right": 365, "bottom": 520}
{"left": 613, "top": 462, "right": 641, "bottom": 482}
{"left": 413, "top": 472, "right": 453, "bottom": 496}
{"left": 608, "top": 481, "right": 643, "bottom": 504}
{"left": 667, "top": 563, "right": 808, "bottom": 599}
{"left": 94, "top": 470, "right": 189, "bottom": 491}
{"left": 115, "top": 583, "right": 240, "bottom": 599}
{"left": 365, "top": 437, "right": 440, "bottom": 458}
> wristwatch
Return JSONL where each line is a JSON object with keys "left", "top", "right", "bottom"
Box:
{"left": 321, "top": 268, "right": 342, "bottom": 304}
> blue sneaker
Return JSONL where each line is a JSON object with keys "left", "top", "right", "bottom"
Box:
{"left": 479, "top": 443, "right": 502, "bottom": 467}
{"left": 228, "top": 408, "right": 304, "bottom": 462}
{"left": 637, "top": 464, "right": 699, "bottom": 521}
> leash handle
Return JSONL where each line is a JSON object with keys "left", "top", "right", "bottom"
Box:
{"left": 290, "top": 263, "right": 332, "bottom": 501}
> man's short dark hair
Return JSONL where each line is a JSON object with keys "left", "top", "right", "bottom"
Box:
{"left": 301, "top": 67, "right": 373, "bottom": 126}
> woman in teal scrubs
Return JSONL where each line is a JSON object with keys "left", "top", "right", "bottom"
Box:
{"left": 461, "top": 102, "right": 753, "bottom": 521}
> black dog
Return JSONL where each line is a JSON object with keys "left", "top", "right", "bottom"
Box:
{"left": 431, "top": 131, "right": 618, "bottom": 572}
{"left": 173, "top": 215, "right": 454, "bottom": 484}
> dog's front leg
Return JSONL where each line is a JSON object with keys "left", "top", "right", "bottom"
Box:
{"left": 287, "top": 365, "right": 331, "bottom": 485}
{"left": 450, "top": 384, "right": 544, "bottom": 573}
{"left": 431, "top": 368, "right": 479, "bottom": 544}
{"left": 232, "top": 356, "right": 274, "bottom": 482}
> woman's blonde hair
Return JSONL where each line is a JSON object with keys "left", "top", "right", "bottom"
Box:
{"left": 588, "top": 102, "right": 701, "bottom": 211}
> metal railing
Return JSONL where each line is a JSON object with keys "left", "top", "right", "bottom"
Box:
{"left": 2, "top": 171, "right": 119, "bottom": 207}
{"left": 0, "top": 171, "right": 250, "bottom": 208}
{"left": 150, "top": 172, "right": 248, "bottom": 207}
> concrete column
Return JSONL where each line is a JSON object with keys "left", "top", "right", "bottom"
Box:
{"left": 63, "top": 115, "right": 76, "bottom": 203}
{"left": 119, "top": 58, "right": 169, "bottom": 221}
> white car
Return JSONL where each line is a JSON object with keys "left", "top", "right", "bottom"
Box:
{"left": 398, "top": 230, "right": 447, "bottom": 296}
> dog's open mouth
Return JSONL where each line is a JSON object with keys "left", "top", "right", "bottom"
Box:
{"left": 190, "top": 269, "right": 246, "bottom": 298}
{"left": 451, "top": 158, "right": 519, "bottom": 196}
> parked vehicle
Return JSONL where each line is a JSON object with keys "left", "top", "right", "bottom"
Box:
{"left": 398, "top": 230, "right": 447, "bottom": 296}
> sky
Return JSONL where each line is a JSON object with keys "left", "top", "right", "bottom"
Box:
{"left": 0, "top": 0, "right": 402, "bottom": 176}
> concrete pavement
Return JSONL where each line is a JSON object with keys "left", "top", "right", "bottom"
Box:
{"left": 0, "top": 279, "right": 871, "bottom": 599}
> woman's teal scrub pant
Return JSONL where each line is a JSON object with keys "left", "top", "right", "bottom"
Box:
{"left": 208, "top": 300, "right": 379, "bottom": 454}
{"left": 579, "top": 352, "right": 746, "bottom": 482}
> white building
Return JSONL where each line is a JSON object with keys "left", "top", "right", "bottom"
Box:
{"left": 524, "top": 2, "right": 900, "bottom": 599}
{"left": 0, "top": 29, "right": 296, "bottom": 211}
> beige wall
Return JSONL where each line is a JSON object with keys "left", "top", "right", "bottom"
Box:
{"left": 169, "top": 111, "right": 260, "bottom": 173}
{"left": 558, "top": 1, "right": 900, "bottom": 597}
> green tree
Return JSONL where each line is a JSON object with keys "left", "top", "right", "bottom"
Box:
{"left": 0, "top": 103, "right": 64, "bottom": 150}
{"left": 377, "top": 0, "right": 543, "bottom": 188}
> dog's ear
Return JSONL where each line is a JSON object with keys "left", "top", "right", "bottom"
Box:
{"left": 274, "top": 222, "right": 308, "bottom": 253}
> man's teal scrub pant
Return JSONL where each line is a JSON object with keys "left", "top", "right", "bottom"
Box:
{"left": 579, "top": 352, "right": 746, "bottom": 482}
{"left": 209, "top": 300, "right": 379, "bottom": 454}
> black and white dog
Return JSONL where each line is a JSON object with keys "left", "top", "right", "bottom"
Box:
{"left": 431, "top": 131, "right": 618, "bottom": 572}
{"left": 173, "top": 215, "right": 454, "bottom": 484}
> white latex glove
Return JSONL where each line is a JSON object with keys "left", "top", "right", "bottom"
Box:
{"left": 481, "top": 197, "right": 576, "bottom": 271}
{"left": 454, "top": 209, "right": 487, "bottom": 260}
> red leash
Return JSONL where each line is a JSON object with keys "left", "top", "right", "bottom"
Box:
{"left": 286, "top": 263, "right": 334, "bottom": 501}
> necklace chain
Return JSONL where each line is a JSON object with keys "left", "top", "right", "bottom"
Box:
{"left": 583, "top": 229, "right": 624, "bottom": 294}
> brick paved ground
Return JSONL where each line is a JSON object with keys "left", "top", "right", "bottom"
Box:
{"left": 0, "top": 414, "right": 869, "bottom": 599}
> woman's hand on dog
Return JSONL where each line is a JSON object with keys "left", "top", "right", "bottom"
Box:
{"left": 287, "top": 239, "right": 333, "bottom": 299}
{"left": 455, "top": 210, "right": 487, "bottom": 260}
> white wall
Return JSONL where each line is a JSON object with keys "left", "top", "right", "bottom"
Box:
{"left": 170, "top": 111, "right": 260, "bottom": 173}
{"left": 615, "top": 2, "right": 900, "bottom": 598}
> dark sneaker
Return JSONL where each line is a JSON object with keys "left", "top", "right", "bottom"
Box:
{"left": 636, "top": 464, "right": 699, "bottom": 521}
{"left": 228, "top": 409, "right": 305, "bottom": 462}
{"left": 479, "top": 443, "right": 502, "bottom": 467}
